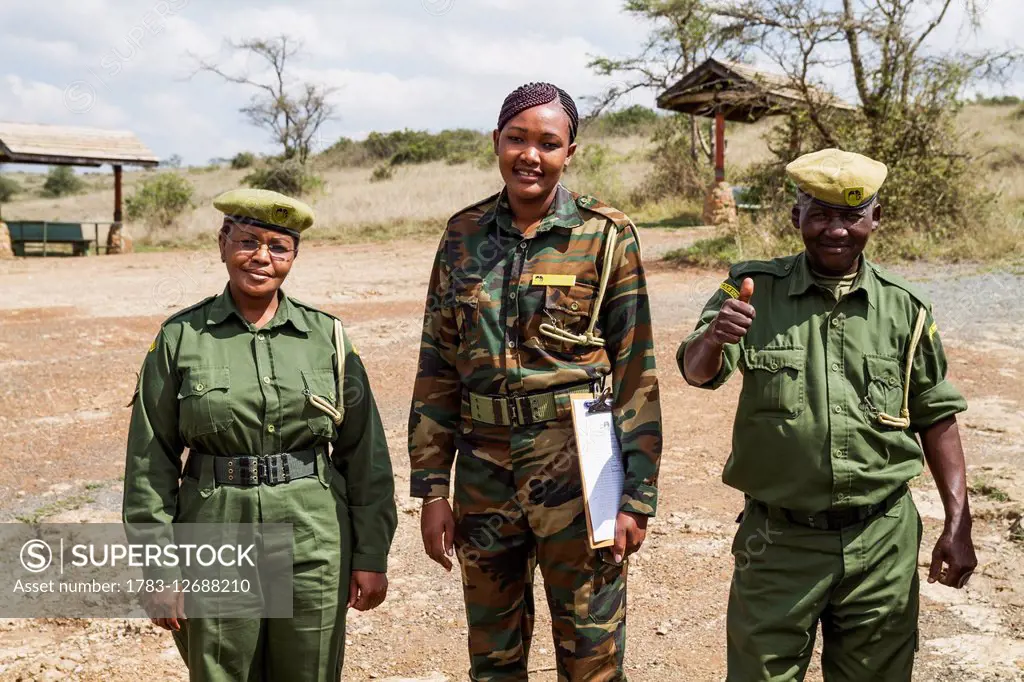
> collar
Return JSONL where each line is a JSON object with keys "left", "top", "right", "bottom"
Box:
{"left": 206, "top": 285, "right": 311, "bottom": 332}
{"left": 787, "top": 253, "right": 877, "bottom": 308}
{"left": 479, "top": 184, "right": 585, "bottom": 235}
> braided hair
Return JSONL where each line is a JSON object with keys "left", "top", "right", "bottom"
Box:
{"left": 497, "top": 82, "right": 579, "bottom": 144}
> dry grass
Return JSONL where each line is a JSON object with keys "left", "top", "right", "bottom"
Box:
{"left": 959, "top": 104, "right": 1024, "bottom": 205}
{"left": 0, "top": 104, "right": 1019, "bottom": 254}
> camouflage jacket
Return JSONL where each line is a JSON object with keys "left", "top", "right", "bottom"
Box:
{"left": 408, "top": 185, "right": 662, "bottom": 516}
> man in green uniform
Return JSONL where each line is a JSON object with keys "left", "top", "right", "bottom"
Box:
{"left": 678, "top": 149, "right": 978, "bottom": 681}
{"left": 123, "top": 188, "right": 397, "bottom": 681}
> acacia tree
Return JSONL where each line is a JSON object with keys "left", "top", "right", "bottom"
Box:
{"left": 588, "top": 0, "right": 747, "bottom": 160}
{"left": 597, "top": 0, "right": 1018, "bottom": 242}
{"left": 711, "top": 0, "right": 1018, "bottom": 238}
{"left": 191, "top": 35, "right": 336, "bottom": 165}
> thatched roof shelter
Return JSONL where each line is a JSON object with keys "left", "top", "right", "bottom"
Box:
{"left": 657, "top": 58, "right": 856, "bottom": 123}
{"left": 0, "top": 121, "right": 159, "bottom": 167}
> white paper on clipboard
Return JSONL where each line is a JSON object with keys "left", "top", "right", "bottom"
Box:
{"left": 570, "top": 396, "right": 624, "bottom": 549}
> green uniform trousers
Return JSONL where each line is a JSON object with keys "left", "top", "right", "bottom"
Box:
{"left": 727, "top": 490, "right": 922, "bottom": 682}
{"left": 171, "top": 452, "right": 352, "bottom": 682}
{"left": 453, "top": 416, "right": 628, "bottom": 682}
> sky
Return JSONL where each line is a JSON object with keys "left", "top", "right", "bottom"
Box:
{"left": 0, "top": 0, "right": 1019, "bottom": 167}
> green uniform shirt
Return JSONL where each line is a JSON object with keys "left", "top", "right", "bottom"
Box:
{"left": 409, "top": 186, "right": 662, "bottom": 515}
{"left": 123, "top": 286, "right": 397, "bottom": 572}
{"left": 678, "top": 253, "right": 967, "bottom": 512}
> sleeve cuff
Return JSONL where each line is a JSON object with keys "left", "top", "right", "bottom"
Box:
{"left": 677, "top": 331, "right": 730, "bottom": 390}
{"left": 620, "top": 483, "right": 658, "bottom": 517}
{"left": 409, "top": 471, "right": 451, "bottom": 499}
{"left": 909, "top": 380, "right": 968, "bottom": 431}
{"left": 351, "top": 553, "right": 388, "bottom": 573}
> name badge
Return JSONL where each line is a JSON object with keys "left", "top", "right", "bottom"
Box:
{"left": 532, "top": 274, "right": 576, "bottom": 287}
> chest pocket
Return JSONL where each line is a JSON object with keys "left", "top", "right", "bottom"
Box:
{"left": 541, "top": 282, "right": 597, "bottom": 354}
{"left": 742, "top": 348, "right": 805, "bottom": 419}
{"left": 863, "top": 355, "right": 903, "bottom": 419}
{"left": 178, "top": 366, "right": 231, "bottom": 439}
{"left": 302, "top": 368, "right": 337, "bottom": 440}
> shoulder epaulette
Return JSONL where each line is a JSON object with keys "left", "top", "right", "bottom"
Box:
{"left": 161, "top": 295, "right": 217, "bottom": 327}
{"left": 290, "top": 296, "right": 342, "bottom": 322}
{"left": 728, "top": 254, "right": 799, "bottom": 280}
{"left": 449, "top": 191, "right": 501, "bottom": 223}
{"left": 869, "top": 262, "right": 930, "bottom": 307}
{"left": 576, "top": 194, "right": 634, "bottom": 230}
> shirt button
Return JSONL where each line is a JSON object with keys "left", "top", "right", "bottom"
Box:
{"left": 194, "top": 382, "right": 205, "bottom": 391}
{"left": 831, "top": 363, "right": 840, "bottom": 372}
{"left": 267, "top": 425, "right": 275, "bottom": 433}
{"left": 888, "top": 377, "right": 898, "bottom": 387}
{"left": 263, "top": 376, "right": 271, "bottom": 384}
{"left": 570, "top": 302, "right": 580, "bottom": 311}
{"left": 833, "top": 405, "right": 843, "bottom": 414}
{"left": 508, "top": 340, "right": 516, "bottom": 349}
{"left": 831, "top": 318, "right": 840, "bottom": 328}
{"left": 834, "top": 449, "right": 844, "bottom": 457}
{"left": 509, "top": 291, "right": 517, "bottom": 300}
{"left": 519, "top": 242, "right": 528, "bottom": 250}
{"left": 256, "top": 334, "right": 264, "bottom": 342}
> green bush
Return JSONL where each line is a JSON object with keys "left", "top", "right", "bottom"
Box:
{"left": 125, "top": 173, "right": 195, "bottom": 228}
{"left": 370, "top": 165, "right": 394, "bottom": 183}
{"left": 243, "top": 159, "right": 320, "bottom": 196}
{"left": 41, "top": 166, "right": 85, "bottom": 198}
{"left": 0, "top": 175, "right": 21, "bottom": 202}
{"left": 974, "top": 94, "right": 1022, "bottom": 106}
{"left": 585, "top": 105, "right": 661, "bottom": 138}
{"left": 631, "top": 114, "right": 711, "bottom": 206}
{"left": 323, "top": 129, "right": 491, "bottom": 168}
{"left": 230, "top": 152, "right": 256, "bottom": 169}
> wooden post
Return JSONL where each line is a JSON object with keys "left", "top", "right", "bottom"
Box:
{"left": 714, "top": 111, "right": 726, "bottom": 182}
{"left": 113, "top": 165, "right": 123, "bottom": 224}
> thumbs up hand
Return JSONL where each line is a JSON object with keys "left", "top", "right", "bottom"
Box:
{"left": 708, "top": 277, "right": 756, "bottom": 345}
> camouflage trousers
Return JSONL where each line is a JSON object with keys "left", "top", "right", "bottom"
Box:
{"left": 453, "top": 413, "right": 628, "bottom": 682}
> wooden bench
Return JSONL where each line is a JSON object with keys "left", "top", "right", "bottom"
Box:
{"left": 7, "top": 221, "right": 100, "bottom": 256}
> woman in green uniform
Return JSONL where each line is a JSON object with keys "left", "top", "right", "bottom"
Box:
{"left": 123, "top": 188, "right": 397, "bottom": 681}
{"left": 409, "top": 83, "right": 663, "bottom": 681}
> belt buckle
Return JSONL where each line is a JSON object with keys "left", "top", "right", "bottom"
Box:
{"left": 261, "top": 455, "right": 289, "bottom": 486}
{"left": 507, "top": 396, "right": 520, "bottom": 426}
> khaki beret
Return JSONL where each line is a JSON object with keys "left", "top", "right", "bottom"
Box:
{"left": 213, "top": 188, "right": 315, "bottom": 237}
{"left": 786, "top": 148, "right": 888, "bottom": 209}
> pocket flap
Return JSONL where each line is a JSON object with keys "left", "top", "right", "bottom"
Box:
{"left": 301, "top": 368, "right": 337, "bottom": 402}
{"left": 745, "top": 348, "right": 804, "bottom": 372}
{"left": 178, "top": 367, "right": 229, "bottom": 398}
{"left": 545, "top": 282, "right": 596, "bottom": 316}
{"left": 865, "top": 355, "right": 901, "bottom": 386}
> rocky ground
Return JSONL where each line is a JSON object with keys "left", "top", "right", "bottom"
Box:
{"left": 0, "top": 231, "right": 1020, "bottom": 681}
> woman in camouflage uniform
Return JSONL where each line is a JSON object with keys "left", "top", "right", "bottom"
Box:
{"left": 409, "top": 83, "right": 663, "bottom": 681}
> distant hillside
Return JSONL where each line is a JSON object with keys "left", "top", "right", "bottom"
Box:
{"left": 0, "top": 104, "right": 1020, "bottom": 250}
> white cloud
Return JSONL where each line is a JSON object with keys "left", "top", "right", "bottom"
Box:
{"left": 0, "top": 0, "right": 1017, "bottom": 165}
{"left": 0, "top": 75, "right": 128, "bottom": 128}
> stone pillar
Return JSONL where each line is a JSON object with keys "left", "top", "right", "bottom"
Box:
{"left": 703, "top": 181, "right": 738, "bottom": 227}
{"left": 106, "top": 223, "right": 133, "bottom": 254}
{"left": 0, "top": 222, "right": 13, "bottom": 259}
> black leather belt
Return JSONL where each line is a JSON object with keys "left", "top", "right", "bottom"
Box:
{"left": 752, "top": 485, "right": 908, "bottom": 531}
{"left": 185, "top": 448, "right": 320, "bottom": 486}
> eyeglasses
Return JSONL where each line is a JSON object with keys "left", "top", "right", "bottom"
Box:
{"left": 225, "top": 235, "right": 296, "bottom": 262}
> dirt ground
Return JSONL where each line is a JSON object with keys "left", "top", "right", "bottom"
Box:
{"left": 0, "top": 230, "right": 1021, "bottom": 682}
